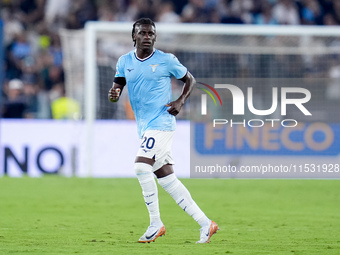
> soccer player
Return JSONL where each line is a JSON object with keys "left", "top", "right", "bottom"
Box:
{"left": 108, "top": 18, "right": 218, "bottom": 243}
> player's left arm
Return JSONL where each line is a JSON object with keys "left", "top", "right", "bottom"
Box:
{"left": 166, "top": 71, "right": 196, "bottom": 116}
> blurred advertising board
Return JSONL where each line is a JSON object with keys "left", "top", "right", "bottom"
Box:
{"left": 0, "top": 120, "right": 190, "bottom": 177}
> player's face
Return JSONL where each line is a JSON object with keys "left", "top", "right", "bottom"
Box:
{"left": 134, "top": 24, "right": 156, "bottom": 51}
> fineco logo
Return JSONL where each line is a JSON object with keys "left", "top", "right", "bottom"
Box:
{"left": 197, "top": 82, "right": 223, "bottom": 115}
{"left": 197, "top": 82, "right": 312, "bottom": 128}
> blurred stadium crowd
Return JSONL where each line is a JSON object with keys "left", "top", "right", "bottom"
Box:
{"left": 1, "top": 0, "right": 340, "bottom": 119}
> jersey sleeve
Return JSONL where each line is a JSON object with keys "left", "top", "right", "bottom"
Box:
{"left": 167, "top": 54, "right": 188, "bottom": 80}
{"left": 114, "top": 56, "right": 125, "bottom": 78}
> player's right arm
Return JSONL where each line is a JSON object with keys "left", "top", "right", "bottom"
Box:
{"left": 108, "top": 82, "right": 124, "bottom": 103}
{"left": 109, "top": 56, "right": 126, "bottom": 103}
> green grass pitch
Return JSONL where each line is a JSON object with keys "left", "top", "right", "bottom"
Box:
{"left": 0, "top": 177, "right": 339, "bottom": 255}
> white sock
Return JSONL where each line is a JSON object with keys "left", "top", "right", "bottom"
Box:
{"left": 134, "top": 163, "right": 162, "bottom": 227}
{"left": 158, "top": 173, "right": 210, "bottom": 227}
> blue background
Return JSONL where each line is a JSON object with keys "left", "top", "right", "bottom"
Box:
{"left": 194, "top": 123, "right": 340, "bottom": 156}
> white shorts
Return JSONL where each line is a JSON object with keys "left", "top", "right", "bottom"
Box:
{"left": 136, "top": 130, "right": 175, "bottom": 172}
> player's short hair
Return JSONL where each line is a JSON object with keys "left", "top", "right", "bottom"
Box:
{"left": 132, "top": 18, "right": 156, "bottom": 46}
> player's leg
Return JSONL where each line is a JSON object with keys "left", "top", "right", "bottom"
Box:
{"left": 135, "top": 157, "right": 162, "bottom": 226}
{"left": 155, "top": 165, "right": 210, "bottom": 226}
{"left": 152, "top": 131, "right": 211, "bottom": 229}
{"left": 155, "top": 165, "right": 219, "bottom": 243}
{"left": 135, "top": 133, "right": 165, "bottom": 243}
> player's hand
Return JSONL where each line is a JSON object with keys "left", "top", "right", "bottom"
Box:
{"left": 108, "top": 88, "right": 121, "bottom": 102}
{"left": 166, "top": 99, "right": 184, "bottom": 116}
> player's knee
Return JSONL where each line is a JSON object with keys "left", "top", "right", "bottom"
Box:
{"left": 134, "top": 162, "right": 153, "bottom": 175}
{"left": 158, "top": 172, "right": 177, "bottom": 188}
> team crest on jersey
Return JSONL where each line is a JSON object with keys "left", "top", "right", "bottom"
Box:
{"left": 150, "top": 64, "right": 159, "bottom": 72}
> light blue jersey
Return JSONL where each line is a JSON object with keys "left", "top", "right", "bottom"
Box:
{"left": 115, "top": 49, "right": 187, "bottom": 138}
